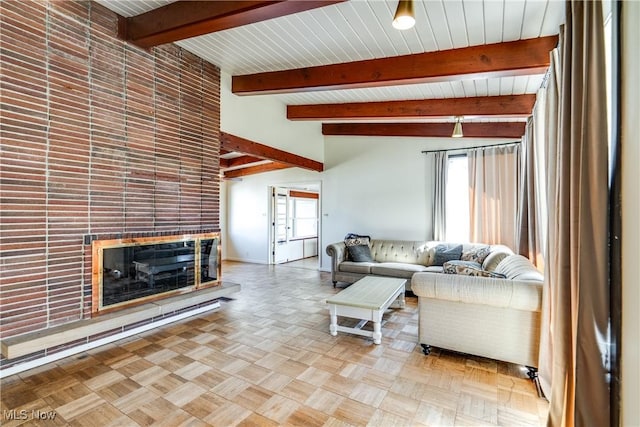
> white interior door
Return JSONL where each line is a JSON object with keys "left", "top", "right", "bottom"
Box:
{"left": 272, "top": 187, "right": 289, "bottom": 263}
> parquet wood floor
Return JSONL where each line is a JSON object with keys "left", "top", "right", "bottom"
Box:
{"left": 1, "top": 261, "right": 549, "bottom": 426}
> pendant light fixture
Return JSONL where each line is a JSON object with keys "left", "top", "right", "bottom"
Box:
{"left": 452, "top": 116, "right": 464, "bottom": 138}
{"left": 392, "top": 0, "right": 415, "bottom": 30}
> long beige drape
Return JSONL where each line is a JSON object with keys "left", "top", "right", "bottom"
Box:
{"left": 468, "top": 145, "right": 520, "bottom": 249}
{"left": 537, "top": 45, "right": 560, "bottom": 405}
{"left": 540, "top": 2, "right": 610, "bottom": 425}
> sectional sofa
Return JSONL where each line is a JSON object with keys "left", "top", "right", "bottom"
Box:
{"left": 325, "top": 239, "right": 544, "bottom": 371}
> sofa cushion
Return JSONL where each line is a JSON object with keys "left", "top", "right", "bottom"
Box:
{"left": 494, "top": 255, "right": 543, "bottom": 281}
{"left": 443, "top": 260, "right": 507, "bottom": 278}
{"left": 482, "top": 251, "right": 510, "bottom": 272}
{"left": 433, "top": 244, "right": 463, "bottom": 266}
{"left": 339, "top": 261, "right": 376, "bottom": 274}
{"left": 344, "top": 234, "right": 373, "bottom": 262}
{"left": 461, "top": 246, "right": 491, "bottom": 264}
{"left": 370, "top": 262, "right": 430, "bottom": 278}
{"left": 369, "top": 240, "right": 431, "bottom": 264}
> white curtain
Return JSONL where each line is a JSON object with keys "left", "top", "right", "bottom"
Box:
{"left": 427, "top": 151, "right": 448, "bottom": 241}
{"left": 468, "top": 144, "right": 521, "bottom": 249}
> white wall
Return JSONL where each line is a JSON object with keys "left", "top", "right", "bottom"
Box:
{"left": 322, "top": 135, "right": 430, "bottom": 243}
{"left": 220, "top": 71, "right": 323, "bottom": 161}
{"left": 621, "top": 2, "right": 640, "bottom": 425}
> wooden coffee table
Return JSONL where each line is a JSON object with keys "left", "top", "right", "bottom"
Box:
{"left": 326, "top": 276, "right": 406, "bottom": 344}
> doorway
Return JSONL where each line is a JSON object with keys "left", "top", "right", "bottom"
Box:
{"left": 269, "top": 184, "right": 320, "bottom": 267}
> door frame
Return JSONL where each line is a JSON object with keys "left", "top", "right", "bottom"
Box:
{"left": 271, "top": 186, "right": 290, "bottom": 264}
{"left": 268, "top": 181, "right": 321, "bottom": 267}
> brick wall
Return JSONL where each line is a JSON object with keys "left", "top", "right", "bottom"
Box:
{"left": 0, "top": 1, "right": 221, "bottom": 341}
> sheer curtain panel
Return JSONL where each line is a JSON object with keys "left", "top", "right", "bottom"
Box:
{"left": 468, "top": 144, "right": 521, "bottom": 250}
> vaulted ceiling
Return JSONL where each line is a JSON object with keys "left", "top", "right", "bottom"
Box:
{"left": 96, "top": 0, "right": 566, "bottom": 177}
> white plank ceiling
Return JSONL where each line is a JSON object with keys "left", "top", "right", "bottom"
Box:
{"left": 96, "top": 0, "right": 566, "bottom": 118}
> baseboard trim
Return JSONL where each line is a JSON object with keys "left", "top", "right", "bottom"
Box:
{"left": 224, "top": 257, "right": 268, "bottom": 264}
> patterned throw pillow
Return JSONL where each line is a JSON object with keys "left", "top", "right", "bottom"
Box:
{"left": 443, "top": 260, "right": 506, "bottom": 278}
{"left": 344, "top": 233, "right": 373, "bottom": 262}
{"left": 443, "top": 260, "right": 481, "bottom": 274}
{"left": 461, "top": 246, "right": 491, "bottom": 264}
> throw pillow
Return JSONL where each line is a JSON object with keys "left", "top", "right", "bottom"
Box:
{"left": 443, "top": 260, "right": 507, "bottom": 278}
{"left": 347, "top": 244, "right": 374, "bottom": 262}
{"left": 461, "top": 246, "right": 491, "bottom": 264}
{"left": 432, "top": 244, "right": 463, "bottom": 266}
{"left": 344, "top": 233, "right": 373, "bottom": 262}
{"left": 442, "top": 260, "right": 481, "bottom": 274}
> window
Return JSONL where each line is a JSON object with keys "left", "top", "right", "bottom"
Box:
{"left": 289, "top": 197, "right": 318, "bottom": 239}
{"left": 445, "top": 155, "right": 470, "bottom": 242}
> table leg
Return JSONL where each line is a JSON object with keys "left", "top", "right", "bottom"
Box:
{"left": 372, "top": 310, "right": 383, "bottom": 344}
{"left": 372, "top": 321, "right": 382, "bottom": 344}
{"left": 329, "top": 305, "right": 338, "bottom": 336}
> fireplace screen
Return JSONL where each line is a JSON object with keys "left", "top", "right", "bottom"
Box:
{"left": 92, "top": 233, "right": 221, "bottom": 314}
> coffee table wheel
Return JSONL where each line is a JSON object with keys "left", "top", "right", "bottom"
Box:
{"left": 421, "top": 344, "right": 431, "bottom": 355}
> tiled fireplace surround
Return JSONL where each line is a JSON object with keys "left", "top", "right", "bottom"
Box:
{"left": 0, "top": 1, "right": 224, "bottom": 370}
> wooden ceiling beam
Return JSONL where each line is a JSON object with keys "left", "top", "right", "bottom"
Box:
{"left": 288, "top": 94, "right": 536, "bottom": 120}
{"left": 224, "top": 162, "right": 291, "bottom": 178}
{"left": 232, "top": 36, "right": 558, "bottom": 95}
{"left": 322, "top": 122, "right": 527, "bottom": 139}
{"left": 120, "top": 0, "right": 345, "bottom": 49}
{"left": 220, "top": 155, "right": 265, "bottom": 169}
{"left": 220, "top": 132, "right": 323, "bottom": 172}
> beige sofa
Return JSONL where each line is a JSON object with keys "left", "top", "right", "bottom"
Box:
{"left": 325, "top": 239, "right": 513, "bottom": 291}
{"left": 411, "top": 254, "right": 543, "bottom": 371}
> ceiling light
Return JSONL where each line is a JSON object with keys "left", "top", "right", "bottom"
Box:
{"left": 452, "top": 116, "right": 464, "bottom": 138}
{"left": 393, "top": 0, "right": 415, "bottom": 30}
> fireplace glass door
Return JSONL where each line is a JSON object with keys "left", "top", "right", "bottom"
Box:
{"left": 93, "top": 233, "right": 221, "bottom": 314}
{"left": 200, "top": 237, "right": 219, "bottom": 285}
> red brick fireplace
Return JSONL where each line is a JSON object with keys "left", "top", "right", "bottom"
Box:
{"left": 0, "top": 0, "right": 222, "bottom": 363}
